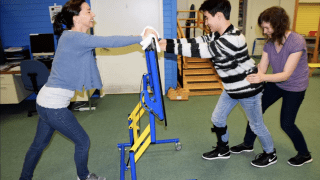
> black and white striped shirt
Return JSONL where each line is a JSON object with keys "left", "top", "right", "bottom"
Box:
{"left": 166, "top": 25, "right": 263, "bottom": 99}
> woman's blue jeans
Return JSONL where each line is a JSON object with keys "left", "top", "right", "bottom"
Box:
{"left": 244, "top": 82, "right": 309, "bottom": 155}
{"left": 211, "top": 90, "right": 274, "bottom": 153}
{"left": 19, "top": 104, "right": 90, "bottom": 180}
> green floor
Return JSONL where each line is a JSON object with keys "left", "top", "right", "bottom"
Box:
{"left": 1, "top": 70, "right": 320, "bottom": 180}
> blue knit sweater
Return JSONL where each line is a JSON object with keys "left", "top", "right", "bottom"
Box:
{"left": 45, "top": 31, "right": 142, "bottom": 92}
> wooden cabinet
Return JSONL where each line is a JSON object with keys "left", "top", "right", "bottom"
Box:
{"left": 0, "top": 74, "right": 32, "bottom": 104}
{"left": 1, "top": 66, "right": 97, "bottom": 104}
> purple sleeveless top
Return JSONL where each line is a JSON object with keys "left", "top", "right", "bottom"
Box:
{"left": 263, "top": 32, "right": 309, "bottom": 92}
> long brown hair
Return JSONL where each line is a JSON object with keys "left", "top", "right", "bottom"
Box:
{"left": 258, "top": 6, "right": 290, "bottom": 45}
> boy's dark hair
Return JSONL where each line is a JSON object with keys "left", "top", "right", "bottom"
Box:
{"left": 53, "top": 0, "right": 86, "bottom": 35}
{"left": 199, "top": 0, "right": 231, "bottom": 20}
{"left": 258, "top": 6, "right": 290, "bottom": 46}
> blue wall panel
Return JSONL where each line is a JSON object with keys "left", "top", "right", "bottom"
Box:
{"left": 163, "top": 0, "right": 177, "bottom": 94}
{"left": 0, "top": 0, "right": 91, "bottom": 58}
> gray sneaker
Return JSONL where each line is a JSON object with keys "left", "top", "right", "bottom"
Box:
{"left": 77, "top": 173, "right": 106, "bottom": 180}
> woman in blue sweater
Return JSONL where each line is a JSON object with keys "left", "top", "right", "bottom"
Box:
{"left": 19, "top": 0, "right": 155, "bottom": 180}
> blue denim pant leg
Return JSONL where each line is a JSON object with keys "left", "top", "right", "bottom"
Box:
{"left": 211, "top": 90, "right": 239, "bottom": 142}
{"left": 239, "top": 92, "right": 274, "bottom": 153}
{"left": 19, "top": 111, "right": 55, "bottom": 180}
{"left": 20, "top": 104, "right": 90, "bottom": 180}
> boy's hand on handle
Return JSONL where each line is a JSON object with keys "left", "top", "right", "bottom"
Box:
{"left": 159, "top": 39, "right": 167, "bottom": 51}
{"left": 159, "top": 39, "right": 167, "bottom": 44}
{"left": 160, "top": 43, "right": 166, "bottom": 51}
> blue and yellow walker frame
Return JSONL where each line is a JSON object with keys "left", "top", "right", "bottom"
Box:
{"left": 117, "top": 39, "right": 181, "bottom": 180}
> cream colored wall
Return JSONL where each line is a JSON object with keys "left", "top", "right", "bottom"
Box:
{"left": 229, "top": 0, "right": 240, "bottom": 28}
{"left": 245, "top": 0, "right": 278, "bottom": 55}
{"left": 245, "top": 0, "right": 296, "bottom": 55}
{"left": 280, "top": 0, "right": 296, "bottom": 30}
{"left": 91, "top": 0, "right": 164, "bottom": 94}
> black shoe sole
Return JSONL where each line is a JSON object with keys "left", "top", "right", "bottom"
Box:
{"left": 202, "top": 155, "right": 230, "bottom": 160}
{"left": 230, "top": 149, "right": 254, "bottom": 154}
{"left": 287, "top": 158, "right": 313, "bottom": 167}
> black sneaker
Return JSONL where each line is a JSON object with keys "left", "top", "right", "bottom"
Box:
{"left": 230, "top": 143, "right": 254, "bottom": 154}
{"left": 288, "top": 153, "right": 313, "bottom": 166}
{"left": 202, "top": 145, "right": 230, "bottom": 160}
{"left": 251, "top": 149, "right": 277, "bottom": 168}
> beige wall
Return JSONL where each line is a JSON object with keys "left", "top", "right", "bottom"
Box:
{"left": 91, "top": 0, "right": 164, "bottom": 94}
{"left": 245, "top": 0, "right": 296, "bottom": 55}
{"left": 280, "top": 0, "right": 296, "bottom": 30}
{"left": 245, "top": 0, "right": 279, "bottom": 55}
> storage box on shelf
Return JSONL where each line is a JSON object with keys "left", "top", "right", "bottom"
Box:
{"left": 4, "top": 46, "right": 30, "bottom": 61}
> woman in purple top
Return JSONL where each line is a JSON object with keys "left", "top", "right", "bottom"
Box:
{"left": 230, "top": 6, "right": 312, "bottom": 167}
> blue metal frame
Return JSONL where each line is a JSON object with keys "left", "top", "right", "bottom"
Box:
{"left": 117, "top": 39, "right": 180, "bottom": 180}
{"left": 252, "top": 38, "right": 266, "bottom": 58}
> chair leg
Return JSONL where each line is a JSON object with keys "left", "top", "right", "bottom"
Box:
{"left": 27, "top": 110, "right": 37, "bottom": 117}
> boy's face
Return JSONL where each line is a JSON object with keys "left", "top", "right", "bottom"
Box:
{"left": 203, "top": 11, "right": 220, "bottom": 33}
{"left": 260, "top": 21, "right": 274, "bottom": 38}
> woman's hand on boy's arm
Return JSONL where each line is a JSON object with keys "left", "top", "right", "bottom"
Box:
{"left": 246, "top": 51, "right": 269, "bottom": 84}
{"left": 247, "top": 51, "right": 303, "bottom": 84}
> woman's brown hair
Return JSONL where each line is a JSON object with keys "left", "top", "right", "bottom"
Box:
{"left": 53, "top": 0, "right": 86, "bottom": 35}
{"left": 258, "top": 6, "right": 290, "bottom": 45}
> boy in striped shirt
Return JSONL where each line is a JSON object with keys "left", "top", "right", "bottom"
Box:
{"left": 160, "top": 0, "right": 277, "bottom": 167}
